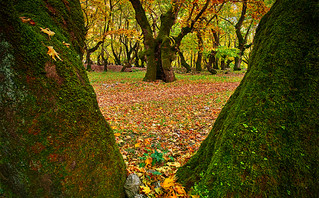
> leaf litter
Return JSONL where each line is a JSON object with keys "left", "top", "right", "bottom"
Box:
{"left": 89, "top": 72, "right": 243, "bottom": 197}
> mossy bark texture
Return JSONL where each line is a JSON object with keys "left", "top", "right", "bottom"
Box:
{"left": 0, "top": 0, "right": 126, "bottom": 197}
{"left": 177, "top": 0, "right": 319, "bottom": 197}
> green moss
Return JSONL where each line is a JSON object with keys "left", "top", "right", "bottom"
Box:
{"left": 177, "top": 0, "right": 319, "bottom": 197}
{"left": 0, "top": 0, "right": 126, "bottom": 197}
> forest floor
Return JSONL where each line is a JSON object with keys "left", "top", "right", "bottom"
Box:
{"left": 88, "top": 69, "right": 244, "bottom": 197}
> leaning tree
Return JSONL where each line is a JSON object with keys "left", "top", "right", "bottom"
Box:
{"left": 177, "top": 0, "right": 318, "bottom": 197}
{"left": 0, "top": 0, "right": 126, "bottom": 197}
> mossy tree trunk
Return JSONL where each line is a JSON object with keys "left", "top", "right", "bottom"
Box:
{"left": 129, "top": 0, "right": 210, "bottom": 82}
{"left": 0, "top": 0, "right": 126, "bottom": 197}
{"left": 177, "top": 0, "right": 318, "bottom": 197}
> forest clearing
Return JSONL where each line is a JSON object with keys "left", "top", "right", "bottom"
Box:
{"left": 88, "top": 70, "right": 243, "bottom": 197}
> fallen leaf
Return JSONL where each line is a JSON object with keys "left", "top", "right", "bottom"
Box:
{"left": 114, "top": 133, "right": 121, "bottom": 137}
{"left": 47, "top": 46, "right": 62, "bottom": 61}
{"left": 135, "top": 143, "right": 140, "bottom": 148}
{"left": 62, "top": 41, "right": 71, "bottom": 48}
{"left": 167, "top": 162, "right": 181, "bottom": 167}
{"left": 140, "top": 185, "right": 151, "bottom": 195}
{"left": 29, "top": 20, "right": 36, "bottom": 26}
{"left": 161, "top": 175, "right": 176, "bottom": 189}
{"left": 19, "top": 17, "right": 31, "bottom": 23}
{"left": 175, "top": 185, "right": 186, "bottom": 195}
{"left": 145, "top": 157, "right": 152, "bottom": 166}
{"left": 40, "top": 27, "right": 55, "bottom": 39}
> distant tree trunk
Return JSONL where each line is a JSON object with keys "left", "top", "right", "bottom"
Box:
{"left": 101, "top": 51, "right": 108, "bottom": 72}
{"left": 0, "top": 1, "right": 126, "bottom": 197}
{"left": 206, "top": 51, "right": 217, "bottom": 74}
{"left": 129, "top": 0, "right": 210, "bottom": 82}
{"left": 233, "top": 0, "right": 253, "bottom": 71}
{"left": 226, "top": 59, "right": 232, "bottom": 68}
{"left": 111, "top": 37, "right": 122, "bottom": 65}
{"left": 195, "top": 33, "right": 203, "bottom": 72}
{"left": 177, "top": 0, "right": 319, "bottom": 197}
{"left": 86, "top": 40, "right": 104, "bottom": 71}
{"left": 220, "top": 56, "right": 226, "bottom": 70}
{"left": 178, "top": 50, "right": 191, "bottom": 73}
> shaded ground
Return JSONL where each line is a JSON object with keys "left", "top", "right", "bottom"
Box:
{"left": 89, "top": 71, "right": 244, "bottom": 197}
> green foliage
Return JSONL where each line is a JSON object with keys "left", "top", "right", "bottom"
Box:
{"left": 215, "top": 46, "right": 240, "bottom": 60}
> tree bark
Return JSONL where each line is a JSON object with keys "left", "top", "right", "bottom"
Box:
{"left": 177, "top": 0, "right": 319, "bottom": 197}
{"left": 86, "top": 40, "right": 104, "bottom": 71}
{"left": 195, "top": 33, "right": 203, "bottom": 72}
{"left": 178, "top": 50, "right": 191, "bottom": 73}
{"left": 0, "top": 0, "right": 126, "bottom": 197}
{"left": 129, "top": 0, "right": 211, "bottom": 82}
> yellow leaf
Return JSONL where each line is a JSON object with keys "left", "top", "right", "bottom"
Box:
{"left": 167, "top": 162, "right": 181, "bottom": 167}
{"left": 145, "top": 157, "right": 152, "bottom": 166}
{"left": 114, "top": 133, "right": 121, "bottom": 137}
{"left": 155, "top": 187, "right": 163, "bottom": 195}
{"left": 47, "top": 46, "right": 62, "bottom": 61}
{"left": 62, "top": 41, "right": 70, "bottom": 48}
{"left": 40, "top": 27, "right": 55, "bottom": 39}
{"left": 140, "top": 185, "right": 151, "bottom": 195}
{"left": 161, "top": 175, "right": 176, "bottom": 189}
{"left": 135, "top": 143, "right": 140, "bottom": 148}
{"left": 19, "top": 17, "right": 31, "bottom": 23}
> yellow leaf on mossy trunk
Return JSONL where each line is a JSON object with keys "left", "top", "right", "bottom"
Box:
{"left": 47, "top": 46, "right": 62, "bottom": 61}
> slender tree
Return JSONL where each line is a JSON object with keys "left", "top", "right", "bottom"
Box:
{"left": 177, "top": 0, "right": 318, "bottom": 197}
{"left": 0, "top": 0, "right": 126, "bottom": 197}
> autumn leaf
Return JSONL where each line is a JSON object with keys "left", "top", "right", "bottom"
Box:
{"left": 161, "top": 175, "right": 176, "bottom": 189}
{"left": 114, "top": 133, "right": 121, "bottom": 137}
{"left": 19, "top": 17, "right": 36, "bottom": 26}
{"left": 140, "top": 185, "right": 151, "bottom": 195}
{"left": 47, "top": 46, "right": 62, "bottom": 61}
{"left": 40, "top": 27, "right": 55, "bottom": 39}
{"left": 62, "top": 41, "right": 71, "bottom": 48}
{"left": 174, "top": 185, "right": 186, "bottom": 195}
{"left": 145, "top": 157, "right": 152, "bottom": 166}
{"left": 135, "top": 142, "right": 141, "bottom": 148}
{"left": 167, "top": 162, "right": 181, "bottom": 167}
{"left": 19, "top": 17, "right": 31, "bottom": 23}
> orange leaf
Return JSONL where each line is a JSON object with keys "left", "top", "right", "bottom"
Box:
{"left": 145, "top": 157, "right": 152, "bottom": 166}
{"left": 62, "top": 41, "right": 70, "bottom": 48}
{"left": 175, "top": 185, "right": 186, "bottom": 195}
{"left": 19, "top": 16, "right": 31, "bottom": 23}
{"left": 47, "top": 46, "right": 62, "bottom": 61}
{"left": 114, "top": 133, "right": 121, "bottom": 137}
{"left": 161, "top": 175, "right": 176, "bottom": 189}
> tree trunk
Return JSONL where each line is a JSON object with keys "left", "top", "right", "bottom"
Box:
{"left": 86, "top": 40, "right": 104, "bottom": 71}
{"left": 195, "top": 33, "right": 203, "bottom": 72}
{"left": 206, "top": 51, "right": 217, "bottom": 74}
{"left": 177, "top": 0, "right": 319, "bottom": 197}
{"left": 220, "top": 57, "right": 226, "bottom": 70}
{"left": 129, "top": 0, "right": 210, "bottom": 82}
{"left": 178, "top": 50, "right": 191, "bottom": 73}
{"left": 0, "top": 1, "right": 126, "bottom": 197}
{"left": 234, "top": 56, "right": 242, "bottom": 70}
